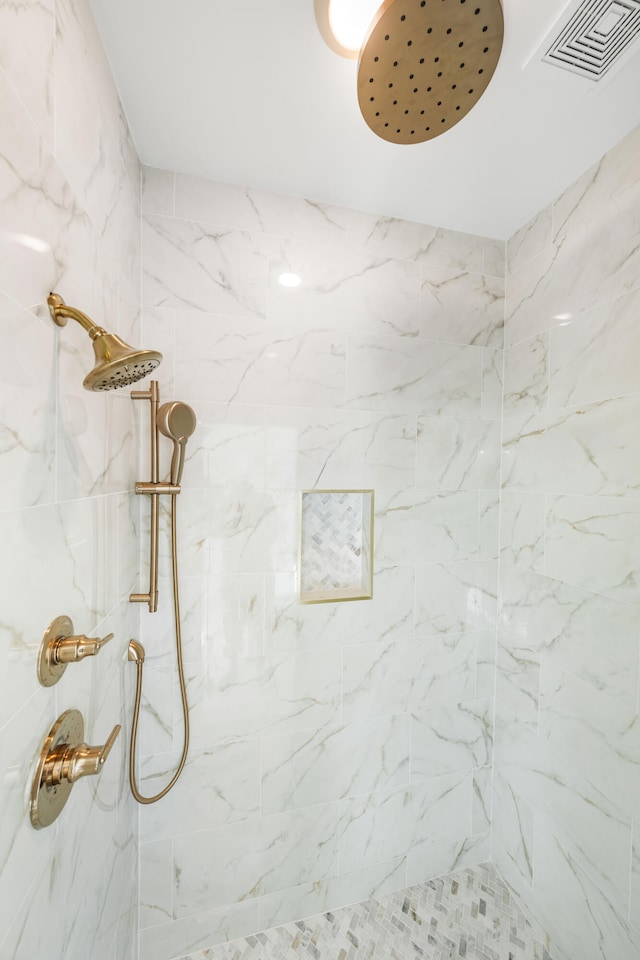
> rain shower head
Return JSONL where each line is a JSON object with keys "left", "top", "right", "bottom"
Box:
{"left": 47, "top": 293, "right": 162, "bottom": 391}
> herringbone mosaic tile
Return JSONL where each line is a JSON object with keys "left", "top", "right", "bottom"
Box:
{"left": 181, "top": 863, "right": 553, "bottom": 960}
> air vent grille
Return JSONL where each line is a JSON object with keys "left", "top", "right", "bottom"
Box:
{"left": 543, "top": 0, "right": 640, "bottom": 80}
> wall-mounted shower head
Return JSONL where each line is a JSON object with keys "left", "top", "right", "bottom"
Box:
{"left": 47, "top": 293, "right": 162, "bottom": 391}
{"left": 157, "top": 401, "right": 197, "bottom": 485}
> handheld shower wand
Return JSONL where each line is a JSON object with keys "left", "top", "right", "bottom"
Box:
{"left": 157, "top": 401, "right": 197, "bottom": 486}
{"left": 128, "top": 384, "right": 197, "bottom": 804}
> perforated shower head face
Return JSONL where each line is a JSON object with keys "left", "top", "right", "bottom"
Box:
{"left": 84, "top": 335, "right": 162, "bottom": 391}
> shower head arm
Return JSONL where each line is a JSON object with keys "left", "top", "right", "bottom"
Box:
{"left": 47, "top": 293, "right": 107, "bottom": 340}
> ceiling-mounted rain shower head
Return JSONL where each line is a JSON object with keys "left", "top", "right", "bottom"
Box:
{"left": 357, "top": 0, "right": 504, "bottom": 144}
{"left": 47, "top": 293, "right": 162, "bottom": 392}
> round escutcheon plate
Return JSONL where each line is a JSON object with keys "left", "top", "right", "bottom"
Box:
{"left": 30, "top": 709, "right": 84, "bottom": 829}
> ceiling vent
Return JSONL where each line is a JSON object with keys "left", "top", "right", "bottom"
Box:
{"left": 542, "top": 0, "right": 640, "bottom": 80}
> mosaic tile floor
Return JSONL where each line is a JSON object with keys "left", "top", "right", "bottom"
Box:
{"left": 184, "top": 863, "right": 553, "bottom": 960}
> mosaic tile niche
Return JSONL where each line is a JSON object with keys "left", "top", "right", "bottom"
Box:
{"left": 299, "top": 490, "right": 374, "bottom": 603}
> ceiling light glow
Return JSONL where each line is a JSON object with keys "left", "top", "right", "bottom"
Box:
{"left": 278, "top": 272, "right": 302, "bottom": 288}
{"left": 328, "top": 0, "right": 382, "bottom": 53}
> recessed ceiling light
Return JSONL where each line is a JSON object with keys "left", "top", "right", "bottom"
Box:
{"left": 553, "top": 312, "right": 573, "bottom": 322}
{"left": 278, "top": 272, "right": 302, "bottom": 288}
{"left": 314, "top": 0, "right": 382, "bottom": 59}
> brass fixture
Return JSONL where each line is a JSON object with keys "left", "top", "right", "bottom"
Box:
{"left": 37, "top": 614, "right": 113, "bottom": 687}
{"left": 130, "top": 384, "right": 197, "bottom": 612}
{"left": 30, "top": 709, "right": 121, "bottom": 828}
{"left": 356, "top": 0, "right": 504, "bottom": 144}
{"left": 128, "top": 381, "right": 195, "bottom": 803}
{"left": 47, "top": 292, "right": 162, "bottom": 391}
{"left": 158, "top": 400, "right": 198, "bottom": 486}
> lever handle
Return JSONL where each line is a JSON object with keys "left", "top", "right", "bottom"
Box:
{"left": 50, "top": 723, "right": 121, "bottom": 786}
{"left": 54, "top": 632, "right": 114, "bottom": 664}
{"left": 37, "top": 615, "right": 114, "bottom": 686}
{"left": 61, "top": 723, "right": 122, "bottom": 784}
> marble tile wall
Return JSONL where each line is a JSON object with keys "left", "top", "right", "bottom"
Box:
{"left": 495, "top": 123, "right": 640, "bottom": 960}
{"left": 0, "top": 1, "right": 141, "bottom": 958}
{"left": 137, "top": 167, "right": 505, "bottom": 958}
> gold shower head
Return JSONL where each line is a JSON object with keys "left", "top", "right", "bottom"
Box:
{"left": 357, "top": 0, "right": 504, "bottom": 144}
{"left": 48, "top": 293, "right": 162, "bottom": 392}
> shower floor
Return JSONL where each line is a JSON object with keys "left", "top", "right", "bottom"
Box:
{"left": 182, "top": 863, "right": 553, "bottom": 960}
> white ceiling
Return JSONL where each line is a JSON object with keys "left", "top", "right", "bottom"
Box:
{"left": 90, "top": 0, "right": 640, "bottom": 239}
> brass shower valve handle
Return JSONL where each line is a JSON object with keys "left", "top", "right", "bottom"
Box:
{"left": 37, "top": 615, "right": 114, "bottom": 687}
{"left": 30, "top": 710, "right": 121, "bottom": 828}
{"left": 43, "top": 723, "right": 121, "bottom": 786}
{"left": 52, "top": 631, "right": 114, "bottom": 663}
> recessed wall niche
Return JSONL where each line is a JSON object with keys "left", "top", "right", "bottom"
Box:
{"left": 298, "top": 489, "right": 374, "bottom": 603}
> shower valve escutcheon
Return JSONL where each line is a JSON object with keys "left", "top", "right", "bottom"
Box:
{"left": 37, "top": 614, "right": 114, "bottom": 687}
{"left": 30, "top": 710, "right": 121, "bottom": 828}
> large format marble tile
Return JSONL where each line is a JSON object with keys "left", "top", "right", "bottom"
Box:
{"left": 507, "top": 206, "right": 552, "bottom": 276}
{"left": 265, "top": 407, "right": 416, "bottom": 490}
{"left": 508, "top": 189, "right": 640, "bottom": 348}
{"left": 419, "top": 264, "right": 504, "bottom": 347}
{"left": 0, "top": 297, "right": 56, "bottom": 511}
{"left": 414, "top": 560, "right": 498, "bottom": 636}
{"left": 164, "top": 485, "right": 297, "bottom": 577}
{"left": 265, "top": 564, "right": 414, "bottom": 653}
{"left": 499, "top": 562, "right": 639, "bottom": 705}
{"left": 338, "top": 773, "right": 472, "bottom": 873}
{"left": 140, "top": 839, "right": 173, "bottom": 928}
{"left": 411, "top": 698, "right": 493, "bottom": 780}
{"left": 632, "top": 821, "right": 640, "bottom": 935}
{"left": 492, "top": 767, "right": 534, "bottom": 883}
{"left": 503, "top": 333, "right": 549, "bottom": 416}
{"left": 0, "top": 67, "right": 87, "bottom": 311}
{"left": 172, "top": 312, "right": 346, "bottom": 408}
{"left": 185, "top": 402, "right": 265, "bottom": 489}
{"left": 181, "top": 646, "right": 342, "bottom": 747}
{"left": 261, "top": 715, "right": 410, "bottom": 814}
{"left": 552, "top": 125, "right": 640, "bottom": 241}
{"left": 532, "top": 819, "right": 640, "bottom": 960}
{"left": 481, "top": 348, "right": 503, "bottom": 420}
{"left": 172, "top": 803, "right": 346, "bottom": 917}
{"left": 256, "top": 858, "right": 406, "bottom": 934}
{"left": 502, "top": 397, "right": 640, "bottom": 498}
{"left": 406, "top": 831, "right": 490, "bottom": 886}
{"left": 539, "top": 662, "right": 640, "bottom": 823}
{"left": 142, "top": 215, "right": 267, "bottom": 316}
{"left": 545, "top": 494, "right": 640, "bottom": 604}
{"left": 549, "top": 286, "right": 640, "bottom": 408}
{"left": 494, "top": 721, "right": 634, "bottom": 916}
{"left": 499, "top": 491, "right": 545, "bottom": 572}
{"left": 416, "top": 416, "right": 500, "bottom": 489}
{"left": 346, "top": 333, "right": 482, "bottom": 416}
{"left": 139, "top": 900, "right": 260, "bottom": 960}
{"left": 0, "top": 0, "right": 54, "bottom": 148}
{"left": 142, "top": 167, "right": 175, "bottom": 217}
{"left": 342, "top": 633, "right": 479, "bottom": 722}
{"left": 269, "top": 237, "right": 421, "bottom": 337}
{"left": 375, "top": 489, "right": 479, "bottom": 564}
{"left": 138, "top": 739, "right": 261, "bottom": 842}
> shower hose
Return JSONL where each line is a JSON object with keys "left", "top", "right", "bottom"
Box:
{"left": 128, "top": 494, "right": 190, "bottom": 803}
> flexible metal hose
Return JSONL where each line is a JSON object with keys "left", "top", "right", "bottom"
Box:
{"left": 129, "top": 494, "right": 190, "bottom": 803}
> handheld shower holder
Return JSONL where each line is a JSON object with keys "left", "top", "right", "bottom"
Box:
{"left": 130, "top": 381, "right": 196, "bottom": 613}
